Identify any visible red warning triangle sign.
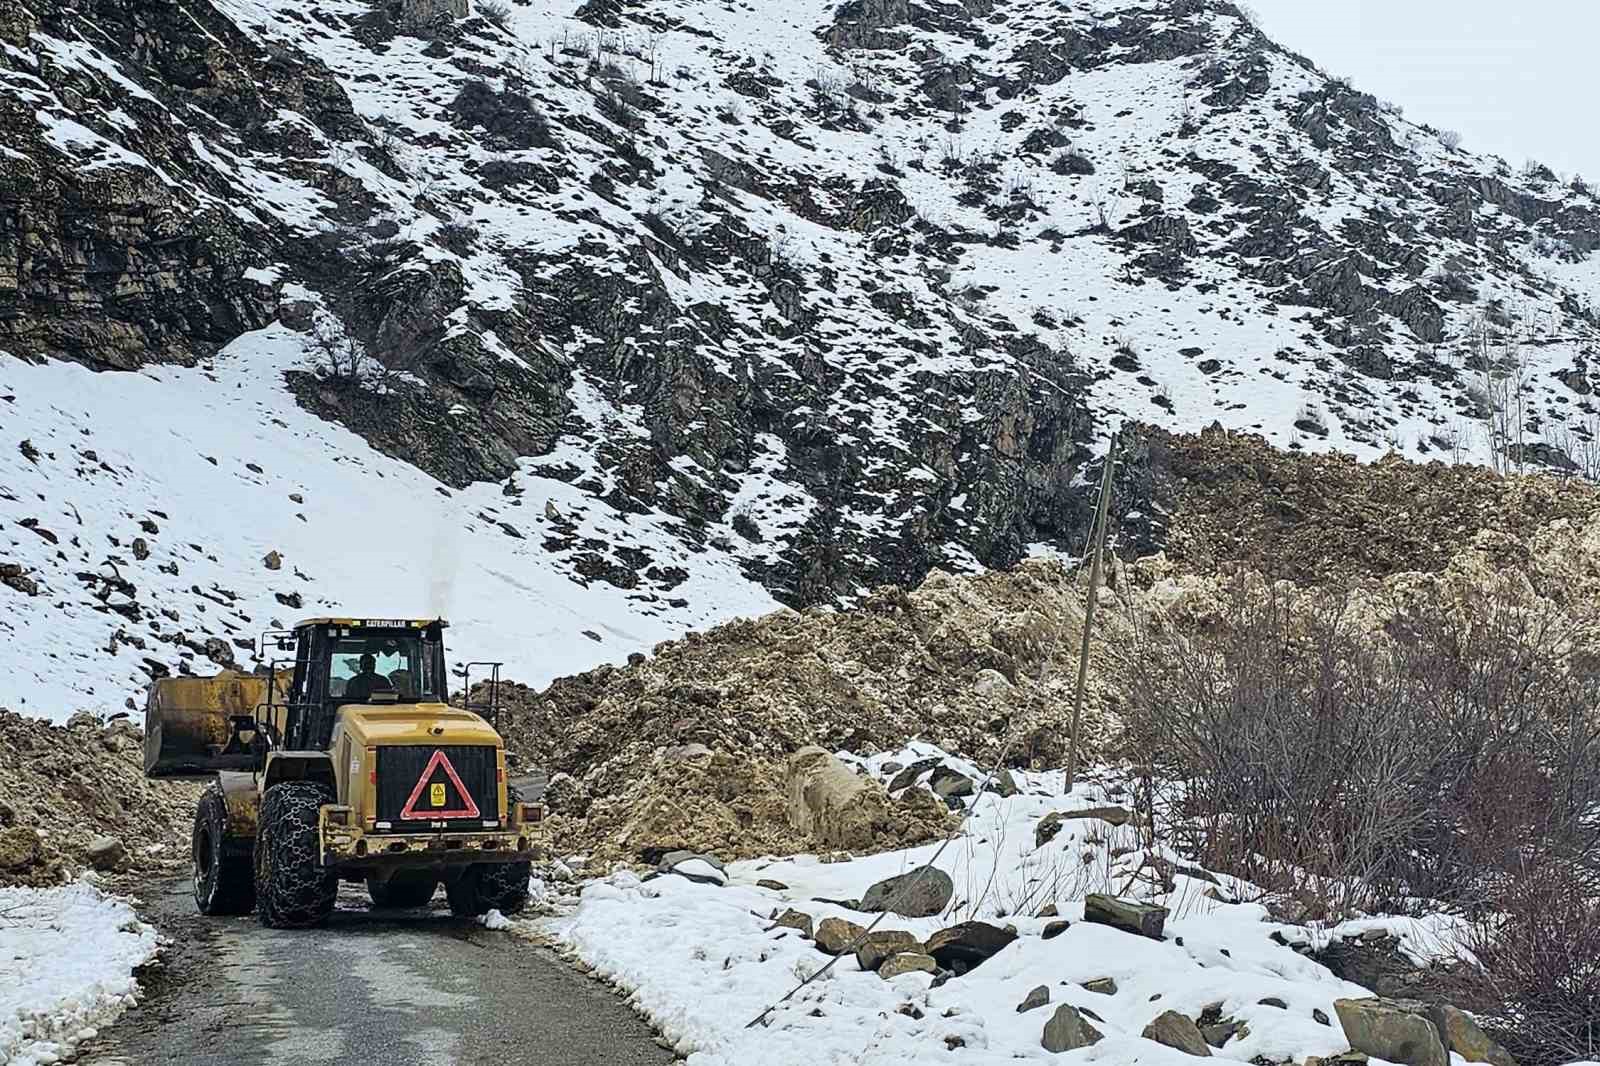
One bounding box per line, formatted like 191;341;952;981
399;749;481;820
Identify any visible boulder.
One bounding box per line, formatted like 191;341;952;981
263;550;283;570
86;835;126;871
1425;1005;1516;1066
855;929;922;971
1041;1005;1103;1052
924;921;1017;973
1016;984;1051;1012
860;865;953;918
658;851;726;886
1084;894;1168;939
1042;919;1071;940
1081;977;1118;996
928;765;975;801
878;952;937;979
814;917;866;956
786;746;894;850
886;757;940;793
1035;806;1133;846
1142;1011;1212;1056
771;909;813;937
1334;998;1448;1066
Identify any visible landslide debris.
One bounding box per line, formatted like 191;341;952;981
0;709;199;887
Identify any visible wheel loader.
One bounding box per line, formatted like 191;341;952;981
143;617;544;928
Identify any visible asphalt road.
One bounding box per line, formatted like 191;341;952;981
83;878;675;1066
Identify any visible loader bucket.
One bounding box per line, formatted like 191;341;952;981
143;671;275;779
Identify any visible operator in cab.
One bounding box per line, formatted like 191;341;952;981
343;652;395;702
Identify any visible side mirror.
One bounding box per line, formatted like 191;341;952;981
504;751;521;767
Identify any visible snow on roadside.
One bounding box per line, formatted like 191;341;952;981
542;748;1383;1065
0;882;158;1066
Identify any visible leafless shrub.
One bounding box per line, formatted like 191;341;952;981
1115;577;1600;920
308;320;371;384
477;0;512;29
1454;861;1600;1066
435;220;479;257
1441;129;1464;152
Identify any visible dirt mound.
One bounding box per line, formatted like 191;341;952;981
499;560;1132;862
1136;425;1600;587
0;709;199;887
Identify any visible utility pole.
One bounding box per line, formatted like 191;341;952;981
1066;431;1117;792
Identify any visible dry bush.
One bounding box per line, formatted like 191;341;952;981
1114;576;1600;918
1455;860;1600;1065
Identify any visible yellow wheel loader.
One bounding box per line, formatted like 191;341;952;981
144;617;544;928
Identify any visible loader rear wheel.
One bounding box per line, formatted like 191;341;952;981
254;781;337;929
366;872;438;908
192;785;255;916
446;860;531;918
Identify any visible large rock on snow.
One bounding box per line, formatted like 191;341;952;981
924;921;1017;973
814;916;866;955
1084;893;1168;939
854;929;922;971
878;952;937;979
1334;997;1448;1066
1425;1004;1517;1066
859;865;953;918
785;746;915;851
1142;1010;1212;1056
1035;806;1133;847
1041;1004;1103;1052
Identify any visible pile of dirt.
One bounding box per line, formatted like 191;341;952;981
499;560;1134;863
0;709;200;887
1136;424;1600;587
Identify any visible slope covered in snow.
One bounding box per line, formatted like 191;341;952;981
3;0;1598;714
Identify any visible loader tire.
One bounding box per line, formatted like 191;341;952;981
192;784;255;916
254;781;337;929
446;860;531;918
366;872;438;908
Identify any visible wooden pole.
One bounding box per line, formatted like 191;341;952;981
1066;432;1117;793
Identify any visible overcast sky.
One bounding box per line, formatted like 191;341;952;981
1245;0;1599;182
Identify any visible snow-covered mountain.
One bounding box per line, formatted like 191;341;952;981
2;0;1597;718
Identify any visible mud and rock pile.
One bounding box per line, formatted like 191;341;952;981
0;709;199;887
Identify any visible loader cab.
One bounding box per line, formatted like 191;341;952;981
270;618;450;751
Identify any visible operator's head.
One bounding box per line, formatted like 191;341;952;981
360;653;376;674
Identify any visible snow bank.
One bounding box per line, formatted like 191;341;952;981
0;882;158;1065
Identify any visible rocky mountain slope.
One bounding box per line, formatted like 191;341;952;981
3;0;1598;715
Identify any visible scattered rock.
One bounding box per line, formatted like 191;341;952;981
924;921;1018;973
814;917;866;955
1042;920;1071;940
658;851;726;886
1258;997;1288;1009
1334;997;1448;1066
1081;977;1117;995
86;835;126;871
1035;806;1133;846
1425;1004;1517;1066
927;765;975;801
131;538;150;561
885;757;940;793
263;551;283;570
1083;893;1168;939
878;952;937;979
859;865;953;918
1142;1010;1212;1056
771;909;813;938
1041;1004;1103;1052
1016;985;1051;1012
756;878;789;891
855;929;922;972
1200;1019;1247;1047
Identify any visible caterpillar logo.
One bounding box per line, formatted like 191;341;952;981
400;749;480;820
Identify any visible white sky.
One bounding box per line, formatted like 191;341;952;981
1247;0;1599;182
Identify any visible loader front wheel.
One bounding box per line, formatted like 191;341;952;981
192;785;255;916
446;861;531;918
367;872;438;908
254;782;337;929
